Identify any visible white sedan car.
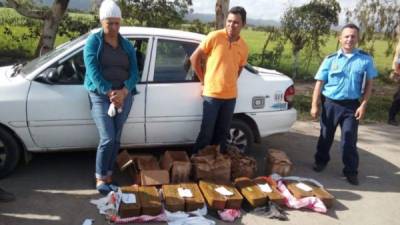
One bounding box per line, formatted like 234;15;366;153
0;27;296;177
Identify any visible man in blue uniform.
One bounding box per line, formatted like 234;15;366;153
310;23;378;185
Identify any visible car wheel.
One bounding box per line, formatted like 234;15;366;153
0;127;21;178
227;119;254;154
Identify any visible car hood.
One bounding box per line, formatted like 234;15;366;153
0;65;13;84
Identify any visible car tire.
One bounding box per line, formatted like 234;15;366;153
0;127;21;178
228;119;255;154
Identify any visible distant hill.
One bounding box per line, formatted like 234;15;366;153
0;1;280;27
185;13;280;27
0;0;92;11
41;0;91;11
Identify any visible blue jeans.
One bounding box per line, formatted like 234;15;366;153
315;97;359;176
192;96;236;153
89;92;133;179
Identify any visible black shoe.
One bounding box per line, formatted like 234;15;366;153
312;163;326;172
388;119;399;126
0;188;16;202
345;175;359;185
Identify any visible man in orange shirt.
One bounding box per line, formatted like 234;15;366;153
190;6;249;153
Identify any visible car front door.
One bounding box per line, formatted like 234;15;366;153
27;38;149;149
145;38;202;144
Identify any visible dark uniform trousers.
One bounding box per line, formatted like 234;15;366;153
315;96;360;176
389;86;400;121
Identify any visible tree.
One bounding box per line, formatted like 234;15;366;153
346;0;400;56
119;0;192;28
281;0;340;79
215;0;229;29
6;0;70;56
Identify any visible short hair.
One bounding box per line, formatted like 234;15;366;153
341;23;360;33
229;6;246;24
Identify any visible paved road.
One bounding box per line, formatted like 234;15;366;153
0;121;399;225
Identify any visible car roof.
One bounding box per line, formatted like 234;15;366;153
90;26;205;41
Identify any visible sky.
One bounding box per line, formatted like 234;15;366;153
191;0;358;22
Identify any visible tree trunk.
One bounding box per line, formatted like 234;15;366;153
35;0;69;56
261;29;274;65
215;0;229;29
7;0;70;56
292;50;299;80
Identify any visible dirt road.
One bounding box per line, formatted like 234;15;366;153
0;121;399;225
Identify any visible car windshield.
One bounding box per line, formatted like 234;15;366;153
20;33;90;76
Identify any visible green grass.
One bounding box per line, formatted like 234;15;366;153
294;81;395;124
241;28;393;80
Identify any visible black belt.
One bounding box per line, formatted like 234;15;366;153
324;96;359;105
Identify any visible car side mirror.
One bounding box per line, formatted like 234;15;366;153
40;68;60;84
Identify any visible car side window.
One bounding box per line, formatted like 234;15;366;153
153;39;198;83
35;51;85;85
129;38;148;80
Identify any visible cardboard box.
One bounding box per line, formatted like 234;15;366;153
234;177;267;208
286;182;334;208
199;180;243;210
161;151;191;183
180;183;205;212
162;184;185;212
138;186;162;216
136;157;160;170
119;186;141;218
116;150;134;171
117;151;168;185
140;170;170;186
226;145;257;179
265;149;292;176
191;146;231;182
253;176;285;205
120;154;169;186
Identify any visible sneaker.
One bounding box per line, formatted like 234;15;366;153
388;119;399;126
312;163;326;172
0;187;16;202
345;175;359;185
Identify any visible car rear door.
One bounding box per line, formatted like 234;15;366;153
145;37;202;144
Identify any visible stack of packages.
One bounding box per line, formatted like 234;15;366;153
116;150;208;221
234;176;285;208
160;150;191;183
116;150;169;186
198;180;243;210
115;150;167;220
118;185;162;218
264;148;334;210
162;183;205;212
225;145;257;179
160;150;206;213
191;145;231;182
111;146;335;222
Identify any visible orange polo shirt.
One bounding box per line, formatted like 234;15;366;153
199;29;249;99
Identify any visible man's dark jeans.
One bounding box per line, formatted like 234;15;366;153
192;96;236;153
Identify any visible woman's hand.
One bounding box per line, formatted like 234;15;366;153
109;88;128;108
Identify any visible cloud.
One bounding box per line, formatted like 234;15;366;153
192;0;357;22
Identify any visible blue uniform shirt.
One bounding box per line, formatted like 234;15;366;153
315;48;378;100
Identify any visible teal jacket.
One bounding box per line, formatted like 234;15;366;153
83;29;138;95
